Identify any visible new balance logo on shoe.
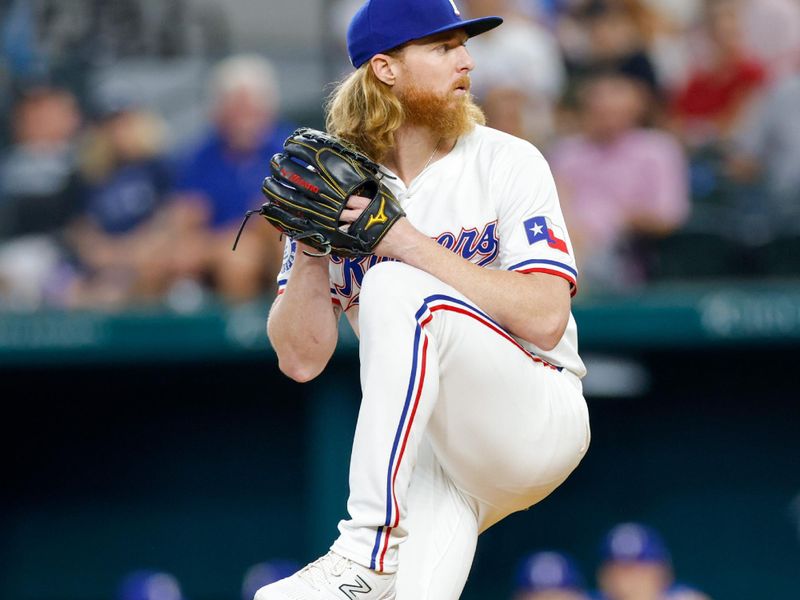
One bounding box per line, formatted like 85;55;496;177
339;575;372;599
252;551;395;599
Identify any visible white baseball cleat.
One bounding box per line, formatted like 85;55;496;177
253;551;396;600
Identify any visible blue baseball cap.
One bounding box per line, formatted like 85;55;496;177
515;551;586;592
347;0;503;68
116;570;185;600
600;523;671;564
666;583;710;599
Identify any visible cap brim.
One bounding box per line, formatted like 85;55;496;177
353;15;504;68
425;15;503;41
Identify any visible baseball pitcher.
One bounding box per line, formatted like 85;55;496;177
251;0;591;598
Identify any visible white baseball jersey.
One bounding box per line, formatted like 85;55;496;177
270;125;591;599
277;125;585;378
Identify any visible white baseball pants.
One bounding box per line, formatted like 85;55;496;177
331;262;590;599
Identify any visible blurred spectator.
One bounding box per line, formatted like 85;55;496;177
64;94;174;308
330;0;364;76
1;0;44;83
739;0;800;81
596;523;711;600
0;84;82;308
513;551;591;600
518;0;564;27
170;54;294;303
638;0;702;29
549;72;689;291
241;559;300;600
597;523;671;600
729;69;800;234
623;0;697;92
464;0;567;144
116;570;185;600
464;0;566;100
0;85;82;238
558;0;661;99
670;0;767;149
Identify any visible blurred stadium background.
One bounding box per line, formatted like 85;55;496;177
1;0;799;599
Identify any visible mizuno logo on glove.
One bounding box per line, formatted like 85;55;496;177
365;198;388;230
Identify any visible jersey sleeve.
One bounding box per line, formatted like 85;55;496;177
494;144;579;295
275;238;342;308
276;238;296;296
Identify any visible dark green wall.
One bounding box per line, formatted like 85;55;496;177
3;349;799;600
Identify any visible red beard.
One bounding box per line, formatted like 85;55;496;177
397;75;478;139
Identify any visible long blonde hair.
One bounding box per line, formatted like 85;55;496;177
325;63;404;162
325;61;485;162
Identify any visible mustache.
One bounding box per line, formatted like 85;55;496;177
455;75;471;91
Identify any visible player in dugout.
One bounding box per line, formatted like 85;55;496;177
513;551;592;600
596;523;712;600
256;0;591;598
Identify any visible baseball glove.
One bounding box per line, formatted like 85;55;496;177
232;127;405;258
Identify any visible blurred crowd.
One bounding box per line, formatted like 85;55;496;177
459;0;800;291
114;559;300;600
0;54;291;310
511;523;711;600
2;0;800;311
115;522;708;600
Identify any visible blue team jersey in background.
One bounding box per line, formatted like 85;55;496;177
85;158;171;235
173;120;296;230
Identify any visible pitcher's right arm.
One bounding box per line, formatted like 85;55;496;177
267;248;339;382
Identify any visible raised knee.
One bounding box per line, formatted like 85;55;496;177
361;260;413;288
359;260;421;307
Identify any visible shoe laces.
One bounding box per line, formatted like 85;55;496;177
298;552;350;590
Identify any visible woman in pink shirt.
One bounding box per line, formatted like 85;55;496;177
550;72;689;291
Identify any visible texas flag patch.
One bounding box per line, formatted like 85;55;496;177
523;216;569;254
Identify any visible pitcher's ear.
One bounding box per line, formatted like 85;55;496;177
370;54;399;86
